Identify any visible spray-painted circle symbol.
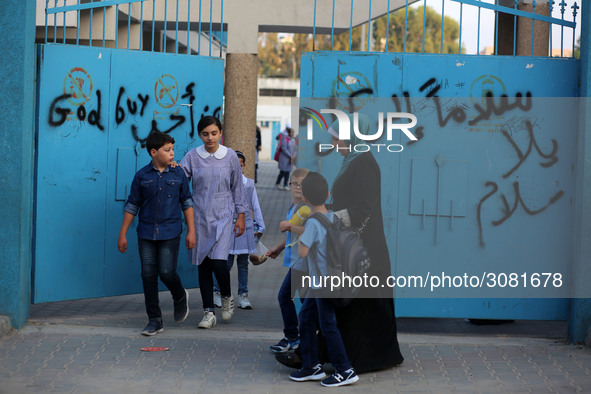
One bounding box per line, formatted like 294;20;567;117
155;74;179;109
63;67;93;107
470;74;507;105
330;71;373;111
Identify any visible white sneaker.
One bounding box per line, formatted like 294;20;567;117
198;311;216;329
282;186;290;191
213;291;222;308
221;295;235;321
274;184;282;190
237;293;252;309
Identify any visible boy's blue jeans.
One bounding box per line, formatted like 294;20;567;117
278;269;299;340
138;236;185;322
214;254;249;295
299;293;352;372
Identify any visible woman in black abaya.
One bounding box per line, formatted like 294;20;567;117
327;114;404;373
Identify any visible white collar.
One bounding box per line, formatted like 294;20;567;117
242;174;248;184
196;144;228;159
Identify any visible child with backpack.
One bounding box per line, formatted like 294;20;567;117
289;172;359;388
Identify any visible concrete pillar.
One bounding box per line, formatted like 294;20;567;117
569;1;591;344
223;53;258;179
497;1;552;57
516;2;550;57
496;0;516;55
0;0;36;329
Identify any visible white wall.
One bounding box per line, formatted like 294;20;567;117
257;78;299;160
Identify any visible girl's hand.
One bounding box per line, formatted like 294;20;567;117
170;161;179;168
234;213;245;237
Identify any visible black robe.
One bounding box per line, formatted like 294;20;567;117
329;152;404;373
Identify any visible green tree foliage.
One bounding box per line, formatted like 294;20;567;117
257;33;314;78
574;36;580;59
373;6;464;53
315;26;364;51
258;5;464;77
257;33;285;77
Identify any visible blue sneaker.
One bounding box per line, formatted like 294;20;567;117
269;337;300;353
289;364;326;382
321;368;359;387
141;320;164;336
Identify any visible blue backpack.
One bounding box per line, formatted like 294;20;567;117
309;212;371;307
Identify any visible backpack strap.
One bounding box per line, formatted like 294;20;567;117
307;212;331;281
293;201;306;213
309;212;332;229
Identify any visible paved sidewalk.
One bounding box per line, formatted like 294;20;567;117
1;162;590;393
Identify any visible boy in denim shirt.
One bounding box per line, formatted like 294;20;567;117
289;172;358;388
117;131;196;336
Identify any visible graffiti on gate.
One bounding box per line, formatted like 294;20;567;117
49;91;105;131
48;73;221;146
304;76;532;155
476;120;563;247
304;72;564;247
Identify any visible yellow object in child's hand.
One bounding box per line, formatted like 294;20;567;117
288;205;311;227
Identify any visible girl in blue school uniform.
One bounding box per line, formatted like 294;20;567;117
213;150;265;310
179;116;247;329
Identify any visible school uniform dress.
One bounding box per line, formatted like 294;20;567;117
229;174;265;255
179;145;247;266
275;130;292;187
224;174;265;296
277;130;292;173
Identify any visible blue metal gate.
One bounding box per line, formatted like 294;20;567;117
297;0;581;320
34;0;226;303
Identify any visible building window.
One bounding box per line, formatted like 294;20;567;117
259;88;297;97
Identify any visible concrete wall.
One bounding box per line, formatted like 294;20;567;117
0;0;36;329
257;77;300;160
570;3;591;344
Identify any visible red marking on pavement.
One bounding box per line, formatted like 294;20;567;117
140;347;170;352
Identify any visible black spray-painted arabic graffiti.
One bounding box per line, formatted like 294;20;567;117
305;75;558;247
306;77;533;156
477;120;563;247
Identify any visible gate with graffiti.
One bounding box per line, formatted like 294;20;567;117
297;1;581;320
34;1;225;302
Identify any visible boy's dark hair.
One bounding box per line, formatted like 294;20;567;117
146;131;175;154
235;150;246;163
301;172;329;206
198;116;223;134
